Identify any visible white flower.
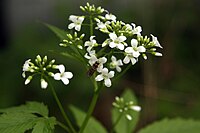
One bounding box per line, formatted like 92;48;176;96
96;57;107;72
54;65;73;85
84;36;97;52
22;59;34;78
151;34;163;48
131;23;142;36
24;76;32;85
95;68;115;87
123;53;137;65
125;38;146;58
105;13;116;22
109;33;127;50
110;56;123;72
95;19;110;33
41;78;48;89
68;15;84;31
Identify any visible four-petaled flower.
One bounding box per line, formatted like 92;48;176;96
95;68;114;87
68;15;84;31
84;36;97;52
54;65;73;85
132;23;142;36
105;13;116;22
110;56;123;72
125;38;146;58
108;33;127;50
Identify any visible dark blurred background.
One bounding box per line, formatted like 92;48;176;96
0;0;200;132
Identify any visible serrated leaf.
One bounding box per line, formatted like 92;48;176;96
43;23;67;40
138;118;200;133
32;117;56;133
0;112;37;133
0;101;49;117
70;105;107;133
111;88;140;133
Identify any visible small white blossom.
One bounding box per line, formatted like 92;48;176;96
41;78;48;89
108;33;127;50
105;13;116;22
95;20;110;33
54;65;73;85
125;38;146;58
84;36;97;52
151;34;163;48
68;15;84;31
22;59;34;78
131;23;142;36
95;68;114;87
96;57;107;72
110;56;123;72
123;53;137;65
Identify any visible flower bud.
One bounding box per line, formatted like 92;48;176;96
41;78;48;89
36;55;42;62
25;76;33;85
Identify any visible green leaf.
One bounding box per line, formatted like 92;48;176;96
138;118;200;133
32;117;56;133
0;101;49;117
0;112;37;133
70;105;107;133
0;102;56;133
111;88;140;133
43;22;67;40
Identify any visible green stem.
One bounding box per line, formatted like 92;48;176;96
89;15;93;36
57;120;70;132
47;78;77;133
110;112;124;133
79;82;99;133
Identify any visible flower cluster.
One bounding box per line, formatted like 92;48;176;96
59;3;163;88
112;96;141;121
22;55;73;89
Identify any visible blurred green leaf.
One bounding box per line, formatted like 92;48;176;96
111;88;140;133
43;23;67;40
70;105;107;133
138;118;200;133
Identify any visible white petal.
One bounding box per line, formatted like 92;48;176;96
69;15;77;22
61;78;69;85
123;56;130;64
95;75;104;81
54;73;61;80
125;47;133;53
116;66;121;72
109;33;117;41
108;71;115;78
68;23;75;29
104;78;111;87
109;42;117;48
78;16;84;23
75;25;81;31
117;43;124;50
58;65;65;73
25;78;31;85
111;56;116;62
138;46;146;52
117;60;123;66
131;39;138;47
63;72;73;79
151;34;163;48
130;58;137;65
99;57;107;64
22;72;26;78
132;51;140;58
101;68;108;75
118;36;126;42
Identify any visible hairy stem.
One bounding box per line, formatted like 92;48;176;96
79;81;99;133
47;77;77;133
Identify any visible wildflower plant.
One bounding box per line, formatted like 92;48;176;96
0;3;169;133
